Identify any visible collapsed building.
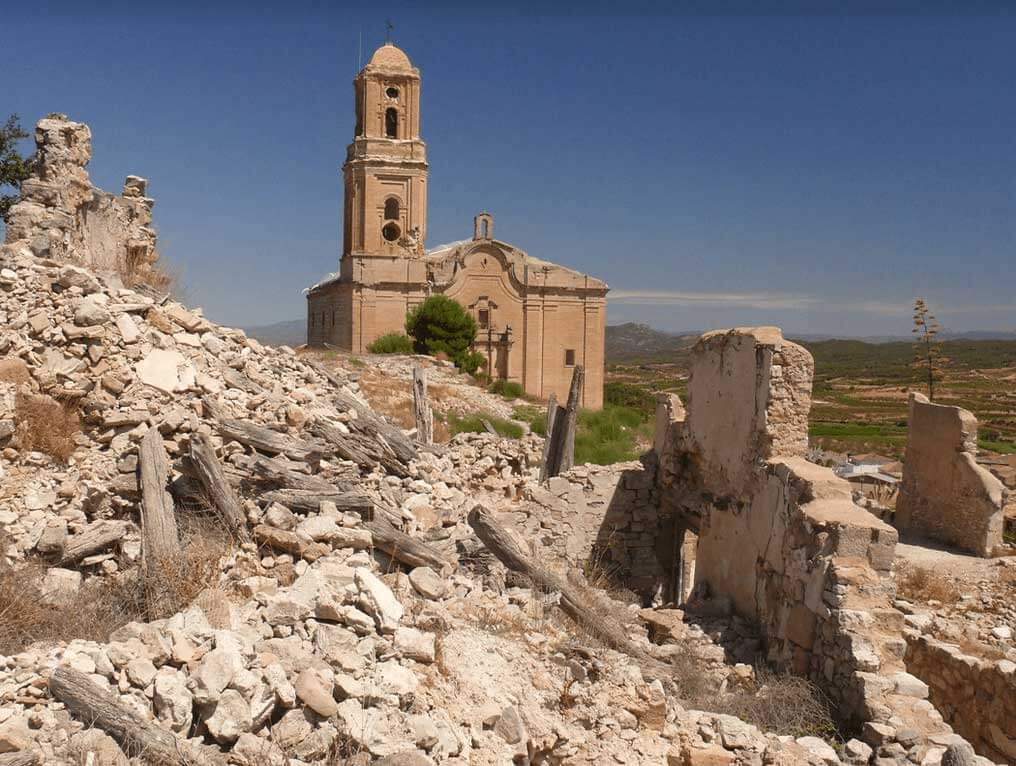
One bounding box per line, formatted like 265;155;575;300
518;327;1012;763
1;114;1012;766
4;115;160;285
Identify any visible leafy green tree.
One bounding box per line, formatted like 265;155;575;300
912;298;947;400
0;115;33;222
405;295;484;374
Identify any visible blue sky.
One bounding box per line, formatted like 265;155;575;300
4;1;1014;336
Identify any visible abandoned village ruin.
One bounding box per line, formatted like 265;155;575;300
305;43;609;409
0;57;1014;766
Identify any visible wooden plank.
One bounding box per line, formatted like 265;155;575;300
249;455;337;491
538;393;559;484
412;366;433;445
363;517;452;572
137;427;180;568
203;397;324;462
467;506;671;684
559;364;584;473
57;520;130;567
189;433;250;541
49;667;227;765
259;488;373;516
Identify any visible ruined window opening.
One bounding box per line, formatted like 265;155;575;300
386;86;399;99
382;222;401;242
331;310;335;327
482;219;490;238
385;108;398;138
384;198;400;221
565;349;576;366
478;309;489;329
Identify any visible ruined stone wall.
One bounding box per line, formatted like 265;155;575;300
658;328;910;728
905;633;1016;763
896;392;1005;556
681;327;812;498
508;459;674;600
4;116;159;281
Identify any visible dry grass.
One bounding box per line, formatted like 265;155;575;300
708;668;839;740
0;516;230;655
14;392;80;461
119;250;179;295
897;565;961;604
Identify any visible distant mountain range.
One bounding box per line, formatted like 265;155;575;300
243;319;305;348
241;318;1016;361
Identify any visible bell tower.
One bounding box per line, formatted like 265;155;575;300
342;42;428;266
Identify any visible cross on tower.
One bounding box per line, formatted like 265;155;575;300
386;19;393;43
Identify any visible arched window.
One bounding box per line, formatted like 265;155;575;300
384;197;400;221
385;108;398;138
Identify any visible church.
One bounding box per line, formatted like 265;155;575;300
306;42;608;409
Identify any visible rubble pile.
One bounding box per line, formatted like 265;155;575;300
0;115;1006;766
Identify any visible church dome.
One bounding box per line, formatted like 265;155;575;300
369;43;413;70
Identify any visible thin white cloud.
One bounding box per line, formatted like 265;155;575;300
609;289;820;310
610;290;1014;318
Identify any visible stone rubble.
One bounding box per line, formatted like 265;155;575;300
0;116;1008;766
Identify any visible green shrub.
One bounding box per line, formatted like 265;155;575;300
447;413;524;439
514;400;650;465
512;404;547;436
603;381;656;419
574;405;648;465
405;296;480;372
367;332;414;354
489;380;525;399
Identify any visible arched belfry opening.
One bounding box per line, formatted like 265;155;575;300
384;197;400;221
385;108;398;138
473;212;493;241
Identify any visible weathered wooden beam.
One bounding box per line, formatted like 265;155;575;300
412;367;433;445
259;488;373;516
364;517;451;572
332;390;417;464
467;505;671;684
537;392;559;484
249;455;337;492
189;433;250;541
310;420;410;477
57;520;131;567
49;667;227;765
541;366;583;481
137;427;180;568
559;364;584;473
203;398;324;462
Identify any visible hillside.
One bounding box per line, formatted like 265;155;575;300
242;318;305;348
604;322;697;363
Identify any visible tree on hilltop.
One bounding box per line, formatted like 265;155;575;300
0;115;33;222
405;295;485;374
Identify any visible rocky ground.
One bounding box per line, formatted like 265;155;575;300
0;246;864;765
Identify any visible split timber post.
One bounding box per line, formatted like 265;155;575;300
412;366;433;445
539;365;584;482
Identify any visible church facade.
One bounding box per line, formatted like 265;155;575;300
306;43;608;409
